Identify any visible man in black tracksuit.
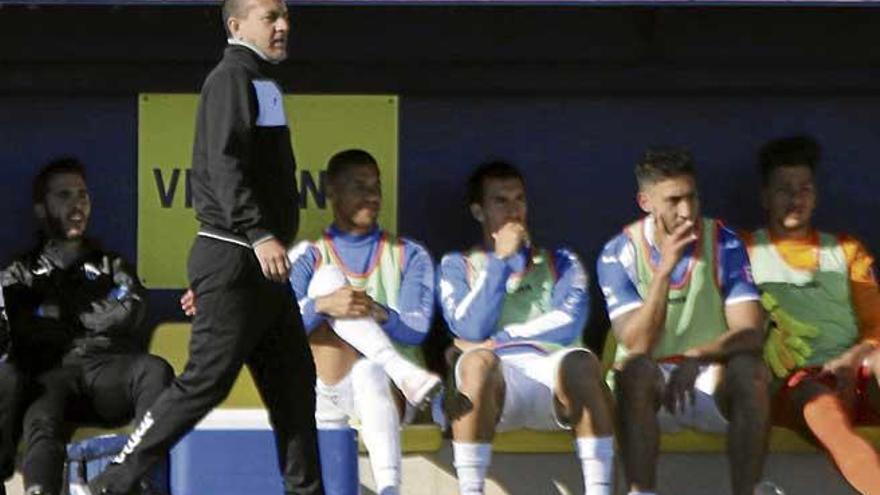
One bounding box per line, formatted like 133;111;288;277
0;287;21;495
86;0;323;493
0;157;173;495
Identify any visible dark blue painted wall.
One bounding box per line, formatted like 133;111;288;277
3;5;880;351
0;97;138;262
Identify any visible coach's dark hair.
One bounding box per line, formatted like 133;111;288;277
634;147;696;189
467;160;525;206
758;135;820;185
222;0;245;35
326;149;379;184
32;156;86;205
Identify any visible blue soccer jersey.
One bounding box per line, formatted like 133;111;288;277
288;225;435;346
597;216;759;321
438;246;589;347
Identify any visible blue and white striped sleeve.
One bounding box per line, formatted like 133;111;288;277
287;241;324;334
717;226;760;306
380;240;434;346
438;252;510;342
493;248;588;347
596;233;644;321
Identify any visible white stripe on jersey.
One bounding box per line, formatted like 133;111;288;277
503;310;574;339
453;268;489;322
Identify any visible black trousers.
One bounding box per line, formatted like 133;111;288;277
94;237;323;495
20;352;173;495
0;360;26;489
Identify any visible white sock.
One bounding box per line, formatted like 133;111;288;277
314;377;351;429
575;436;614;495
453;442;492;495
308;265;422;388
351;359;401;493
628;492;657;495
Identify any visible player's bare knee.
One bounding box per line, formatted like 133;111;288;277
558;351;603;400
615;354;661;409
457;350;502;397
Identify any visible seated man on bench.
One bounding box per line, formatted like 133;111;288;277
0;286;24;495
0;157;173;495
438;160;615;495
743;136;880;494
287;149;441;495
597;147;770;495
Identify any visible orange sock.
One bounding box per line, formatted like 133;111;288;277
803;393;880;495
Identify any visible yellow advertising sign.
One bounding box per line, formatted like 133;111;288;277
138;94;398;289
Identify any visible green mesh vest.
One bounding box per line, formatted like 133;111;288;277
315;232;425;366
464;248;579;352
749;229;858;367
614;217;728;363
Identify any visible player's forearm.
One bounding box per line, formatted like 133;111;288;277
616;272;671;354
684;327;764;363
447;280;506;341
383;249;434;345
496;313;582;347
835;341;879;367
379;306;430;346
297;297;325;335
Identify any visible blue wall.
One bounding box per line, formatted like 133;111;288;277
0;97;138;262
2;93;879;349
3;5;880;350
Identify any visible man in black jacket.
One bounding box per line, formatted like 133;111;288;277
0;157;173;495
86;0;323;493
0;286;23;495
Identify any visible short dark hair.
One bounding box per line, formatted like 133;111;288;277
634;147;696;189
32;156;86;205
466;160;525;206
758;135;820;184
326;149;379;184
222;0;246;35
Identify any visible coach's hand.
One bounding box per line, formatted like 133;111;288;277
315;287;374;319
254;238;290;283
180;289;197;316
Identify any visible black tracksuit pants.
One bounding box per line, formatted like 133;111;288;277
21;352;173;495
0;360;26;495
94;237;323;495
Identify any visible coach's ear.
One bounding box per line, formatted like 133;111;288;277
469;202;485;224
227;16;241;40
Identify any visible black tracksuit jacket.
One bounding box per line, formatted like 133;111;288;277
190;44;299;247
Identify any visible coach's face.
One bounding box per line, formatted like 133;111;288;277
330;163;382;233
36;173;91;240
228;0;290;62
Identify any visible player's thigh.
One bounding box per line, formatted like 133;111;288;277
496;352;562;431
